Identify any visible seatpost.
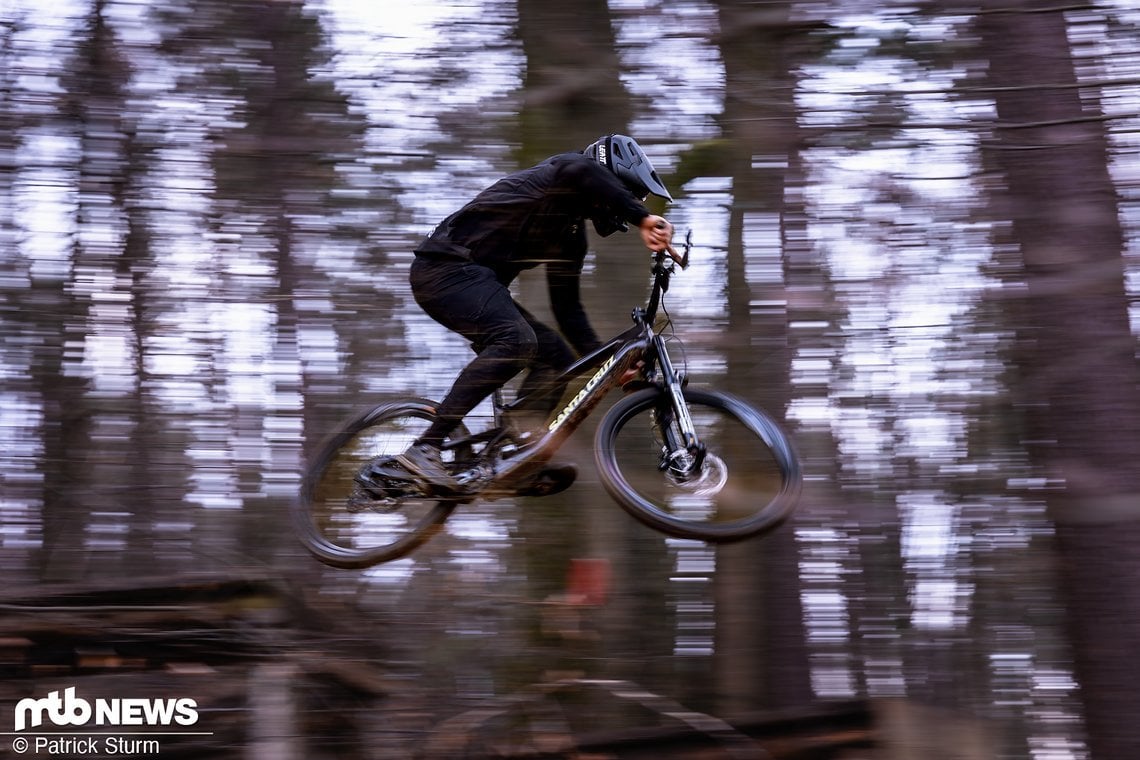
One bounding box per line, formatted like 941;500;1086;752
491;387;507;426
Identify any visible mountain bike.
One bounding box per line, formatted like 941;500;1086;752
293;231;802;569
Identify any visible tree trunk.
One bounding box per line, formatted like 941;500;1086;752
977;3;1140;756
712;0;812;713
515;0;631;161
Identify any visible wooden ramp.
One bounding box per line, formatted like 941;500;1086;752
422;682;997;760
420;678;873;760
0;575;997;759
0;573;390;759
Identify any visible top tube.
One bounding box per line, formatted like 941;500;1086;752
500;329;639;416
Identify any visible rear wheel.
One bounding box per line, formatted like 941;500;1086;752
293;399;469;569
594;388;801;542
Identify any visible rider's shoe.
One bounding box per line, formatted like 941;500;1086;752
394;443;459;493
516;461;578;498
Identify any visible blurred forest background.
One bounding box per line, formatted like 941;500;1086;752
1;0;1138;757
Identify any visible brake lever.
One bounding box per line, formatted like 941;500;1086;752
678;229;693;269
653;222;690;268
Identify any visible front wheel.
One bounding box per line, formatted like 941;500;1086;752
292;399;467;569
595;388;801;543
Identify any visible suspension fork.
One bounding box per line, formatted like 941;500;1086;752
651;334;704;471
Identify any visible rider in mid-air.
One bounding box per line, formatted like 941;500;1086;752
395;134;677;492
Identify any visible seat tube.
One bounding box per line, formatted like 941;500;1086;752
491;387;506;427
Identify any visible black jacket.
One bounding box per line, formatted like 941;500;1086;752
414;152;651;354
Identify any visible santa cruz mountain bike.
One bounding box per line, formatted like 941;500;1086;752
293;231;802;569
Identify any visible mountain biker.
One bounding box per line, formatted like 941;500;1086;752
395;134;677;492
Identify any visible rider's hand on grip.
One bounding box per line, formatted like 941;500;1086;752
640;215;680;263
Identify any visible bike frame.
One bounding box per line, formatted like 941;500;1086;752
444;236;700;490
293;224;804;569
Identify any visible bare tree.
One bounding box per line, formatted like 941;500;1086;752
512;0;679;696
709;0;813;713
156;0;369;565
35;0;135;580
515;0;632;160
977;2;1140;756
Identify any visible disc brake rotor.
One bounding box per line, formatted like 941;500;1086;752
666;452;728;497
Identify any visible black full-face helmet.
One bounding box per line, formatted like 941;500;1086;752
583;134;672;202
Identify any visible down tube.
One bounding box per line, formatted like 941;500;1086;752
542;339;648;444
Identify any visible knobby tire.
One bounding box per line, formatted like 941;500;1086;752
292;398;460;569
594;387;801;542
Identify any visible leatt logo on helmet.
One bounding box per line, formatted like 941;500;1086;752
597;141;607;167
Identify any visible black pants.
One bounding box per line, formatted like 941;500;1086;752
409;255;575;446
